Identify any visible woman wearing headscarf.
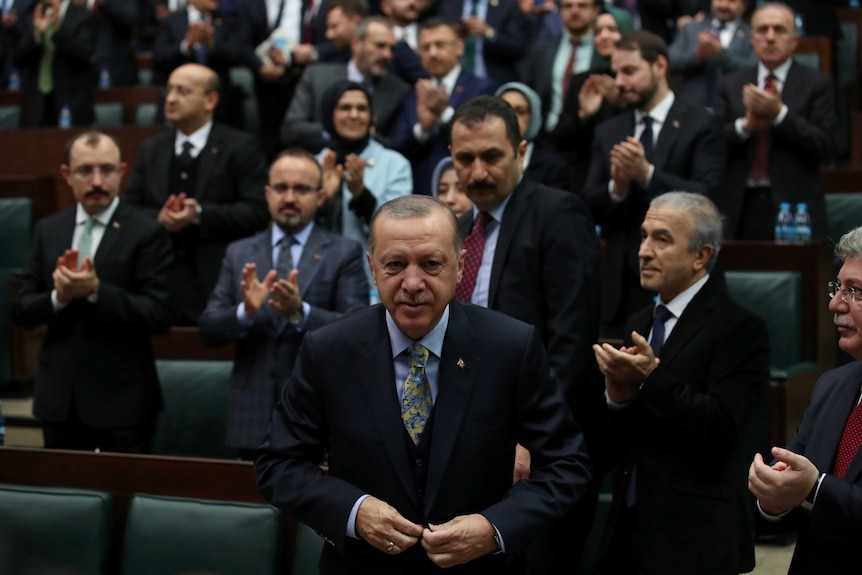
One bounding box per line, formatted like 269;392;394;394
495;82;570;191
315;79;412;256
430;157;472;217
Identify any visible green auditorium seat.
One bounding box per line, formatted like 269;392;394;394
151;359;234;459
0;484;112;575
293;522;325;575
121;493;282;575
94;103;123;127
826;193;862;247
0;106;19;130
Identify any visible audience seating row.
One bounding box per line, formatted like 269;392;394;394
0;87;163;128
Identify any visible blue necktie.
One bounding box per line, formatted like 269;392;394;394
401;343;431;445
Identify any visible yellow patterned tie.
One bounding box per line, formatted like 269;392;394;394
401;343;431;445
38;21;55;94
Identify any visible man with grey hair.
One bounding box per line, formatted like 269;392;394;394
749;225;862;573
593;191;769;574
256;194;591;573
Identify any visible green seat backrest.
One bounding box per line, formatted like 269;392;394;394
121;494;282;575
293;523;324;575
0;106;20;130
0;198;32;268
826;193;862;246
135;103;157;126
151;359;234;459
0;483;112;575
94;103;123;127
725;271;803;371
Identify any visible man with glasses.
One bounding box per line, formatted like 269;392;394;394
125;63;269;325
12;131;174;453
749;225;862;573
199;149;368;460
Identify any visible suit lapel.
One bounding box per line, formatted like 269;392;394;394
652;100;684;170
424;303;481;513
357;310;418;504
296;225;330;299
488;181;530;306
195;125;221;200
93;203;127;268
156;134;173;203
656;276;717;364
807;370;862;477
450;72;471;109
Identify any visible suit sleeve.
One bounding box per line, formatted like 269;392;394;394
483;5;527;62
302;240;369;332
771;73;835;162
198;242;249;346
123;143;161;219
11;220;55;327
153;16;188;73
668;26;702;74
282;69;326;151
52;8;97;67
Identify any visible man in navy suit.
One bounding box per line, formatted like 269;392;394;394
12;131;175;453
594;192;769;574
199;149;368;459
749;225;862;574
391;18;496;195
255;194;592;574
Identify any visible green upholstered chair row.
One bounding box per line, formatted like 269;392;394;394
293;522;325;575
122;494;283;575
0;483;112;575
826;193;862;248
151;359;234;459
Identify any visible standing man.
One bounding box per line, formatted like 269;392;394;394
583;31;725;338
125;63;269;325
12;131;174;453
199;149;369;460
255;194;592;573
749;225;862;573
716;1;835;241
669;0;755;108
450;95;601;573
593;191;769;574
391;18;496;196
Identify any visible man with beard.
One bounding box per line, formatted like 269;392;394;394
12;132;174;453
283;16;411;152
199;149;368;459
749;225;862;574
582;30;725;338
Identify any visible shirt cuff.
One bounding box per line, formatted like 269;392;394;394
490;523;505;554
294;301;311;330
604;389;631;411
608;180;627;202
346;494;371;539
51;289;69;312
644;164;655;188
756;499;793;521
735;117;752;139
236;302;255;327
773;104;789;126
439;106;455;125
412;122;431;143
801;472;826;510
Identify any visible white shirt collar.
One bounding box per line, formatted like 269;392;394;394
636;91;675;126
347;59;366;83
187;4;206;22
758;58;793;87
386;304;449;359
271;221;314;249
174;121;213;156
437;64;462;94
76;196;120;226
659;273;709;319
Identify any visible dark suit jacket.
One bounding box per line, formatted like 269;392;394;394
769;361;862;574
391;69;496;195
523;143;570;191
598;275;769;574
388;40;429;86
457;181;602;440
14;3;96;126
11;201;174;429
436;0;526;85
582;96;725;325
716;60;835;240
631;0;690;43
255;301;592;573
198;225;369;450
283;63;411;152
93;0;139;86
124;123;269;321
668;18;756;108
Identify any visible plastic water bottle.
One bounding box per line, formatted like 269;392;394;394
851;0;860;9
98;67;111;88
794;203;812;243
7;68;20;91
58;105;72;128
774;202;793;243
795;13;805;36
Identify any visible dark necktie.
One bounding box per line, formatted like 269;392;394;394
562;37;579;103
639;115;654;162
626;304;673;508
178;141;194;170
749;73;777;183
833;397;862;478
276;235;295;280
401;343;432;445
301;0;314;44
453;211;489;302
271;0;285;31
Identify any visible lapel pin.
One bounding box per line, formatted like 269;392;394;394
490;0;498;6
112;221;120;229
314;253;321;260
367;158;376;167
457;358;465;369
672;120;679;129
211;147;219;155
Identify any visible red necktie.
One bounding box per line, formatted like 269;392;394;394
833;400;862;478
454;212;489;302
301;0;314;44
749;73;776;183
562;38;578;103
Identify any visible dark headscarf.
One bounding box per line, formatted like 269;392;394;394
321;79;373;164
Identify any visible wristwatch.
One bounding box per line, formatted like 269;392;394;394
800;473;823;510
288;308;304;326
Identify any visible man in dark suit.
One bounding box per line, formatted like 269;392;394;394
255;194;592;573
391;18;496;195
450;95;601;573
716;2;835;241
12;131;175;453
593;191;769;574
199;149;369;459
519;0;606;135
669;0;755;108
93;0;139;86
749;225;862;574
125;64;269;325
14;0;96;126
380;0;427;85
436;0;526;85
583;30;725;338
283;16;410;152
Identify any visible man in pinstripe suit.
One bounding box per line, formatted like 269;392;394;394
199;148;369;459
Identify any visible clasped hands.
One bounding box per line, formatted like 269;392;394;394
416;79;450;132
355;496;499;568
321;149;365;199
748;447;820;516
742;83;782;132
158;193;200;233
53;249;99;303
694;31;722;61
610;138;651;195
240;262;301;319
593;331;660;403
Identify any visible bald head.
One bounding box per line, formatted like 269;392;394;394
164;64;221;135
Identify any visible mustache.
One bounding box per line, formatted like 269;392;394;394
466;180;495;192
834;314;857;329
395;293;431;305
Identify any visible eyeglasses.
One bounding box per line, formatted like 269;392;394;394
828;281;862;303
71;164;121;179
268;183;317;195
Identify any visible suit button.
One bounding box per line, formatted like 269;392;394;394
417;489;424;499
415;458;424;468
